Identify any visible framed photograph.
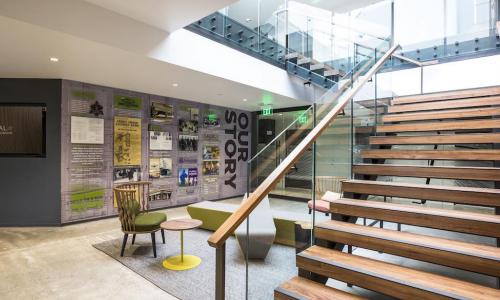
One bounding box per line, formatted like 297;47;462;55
151;102;173;123
202;160;219;176
149;130;172;151
202;145;220;160
178;134;198;151
149;157;173;179
178;167;198;187
113;167;141;183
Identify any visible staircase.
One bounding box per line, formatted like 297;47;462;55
276;86;500;299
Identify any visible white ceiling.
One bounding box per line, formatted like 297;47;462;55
294;0;386;13
0;16;308;111
85;0;236;32
0;0;312;111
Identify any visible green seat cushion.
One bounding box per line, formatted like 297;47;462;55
134;212;167;232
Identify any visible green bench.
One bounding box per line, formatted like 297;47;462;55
187;201;311;246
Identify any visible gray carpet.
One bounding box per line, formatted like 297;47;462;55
93;229;297;300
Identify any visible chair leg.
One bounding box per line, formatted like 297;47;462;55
161;229;165;244
151;232;157;258
131;234;136;245
120;234;129;257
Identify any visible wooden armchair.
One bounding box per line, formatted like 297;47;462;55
114;183;167;258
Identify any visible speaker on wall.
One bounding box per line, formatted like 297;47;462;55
258;119;275;144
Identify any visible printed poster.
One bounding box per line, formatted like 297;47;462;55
149;157;173;179
151;102;174;123
149;130;172;151
71;116;104;144
114;116;141;166
178;167;198;187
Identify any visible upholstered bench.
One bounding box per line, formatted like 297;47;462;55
187;200;310;247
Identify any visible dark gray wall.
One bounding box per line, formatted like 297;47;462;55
0;79;62;226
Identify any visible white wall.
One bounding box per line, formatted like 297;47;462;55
355;54;500;100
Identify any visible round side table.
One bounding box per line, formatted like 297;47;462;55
160;218;203;271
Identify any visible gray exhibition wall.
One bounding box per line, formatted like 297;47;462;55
0;79;62;226
60;80;251;224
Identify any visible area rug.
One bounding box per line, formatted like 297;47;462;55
93;229;297;300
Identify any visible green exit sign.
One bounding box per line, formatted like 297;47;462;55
262;106;273;116
207;113;217;121
298;113;308;124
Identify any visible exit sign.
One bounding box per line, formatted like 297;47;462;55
262;106;273;116
298;113;308;124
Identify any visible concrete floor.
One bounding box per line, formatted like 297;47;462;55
1;194;497;299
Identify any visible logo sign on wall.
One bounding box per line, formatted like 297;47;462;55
224;110;249;189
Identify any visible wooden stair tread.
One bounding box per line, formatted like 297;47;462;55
316;220;500;262
382;107;500;122
298;246;500;300
352;164;500;181
344;179;500;194
331;198;500;223
376;119;500;133
342;179;500;206
361;149;500;161
330;198;500;237
391;86;500;105
388;95;500;113
369;133;500;145
275;276;366;300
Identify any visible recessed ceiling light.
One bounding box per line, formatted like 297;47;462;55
246;18;252;22
172;83;179;87
242;98;248;102
49;57;59;62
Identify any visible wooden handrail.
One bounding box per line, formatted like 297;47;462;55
207;44;401;248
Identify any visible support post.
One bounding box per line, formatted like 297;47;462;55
215;244;226;300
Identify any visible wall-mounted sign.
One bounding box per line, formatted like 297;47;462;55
261;106;273;116
224;110;249;189
113;95;142;110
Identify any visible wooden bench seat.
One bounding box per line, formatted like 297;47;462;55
275;276;366;300
352;164;500;181
315;220;500;277
297;246;500;299
329;198;500;238
341;179;500;207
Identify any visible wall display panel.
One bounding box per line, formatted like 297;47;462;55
149;129;172;151
151;102;174;123
71;116;104;144
178;106;199;133
113;116;142;166
60;80;251;223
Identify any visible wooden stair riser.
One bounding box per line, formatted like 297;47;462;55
382;107;500;122
361;149;500;161
369;133;500;145
388;96;500;113
314;226;500;277
391;86;500;105
341;181;500;207
352;164;500;181
377;119;500;133
330;202;500;238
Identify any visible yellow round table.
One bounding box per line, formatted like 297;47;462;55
160;219;203;271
